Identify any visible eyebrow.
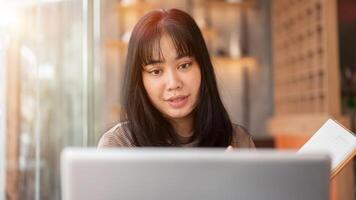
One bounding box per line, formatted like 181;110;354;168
146;55;191;66
146;59;163;66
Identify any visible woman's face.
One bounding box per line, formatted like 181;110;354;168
142;35;201;121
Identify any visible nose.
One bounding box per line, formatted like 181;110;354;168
166;69;182;91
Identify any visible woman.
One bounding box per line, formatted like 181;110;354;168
98;9;255;148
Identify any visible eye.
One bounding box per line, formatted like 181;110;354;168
178;62;191;70
149;69;162;76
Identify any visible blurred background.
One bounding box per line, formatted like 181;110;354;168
0;0;355;199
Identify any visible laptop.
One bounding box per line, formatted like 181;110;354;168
61;148;330;200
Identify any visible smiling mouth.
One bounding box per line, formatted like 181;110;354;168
166;95;189;108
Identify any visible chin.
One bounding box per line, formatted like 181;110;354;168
166;113;189;119
165;109;192;120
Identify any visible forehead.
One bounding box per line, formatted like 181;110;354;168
151;35;177;60
139;30;194;66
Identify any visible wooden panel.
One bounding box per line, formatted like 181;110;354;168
268;114;349;136
324;0;341;116
330;160;355;200
274;134;311;149
271;0;340;115
270;1;354;198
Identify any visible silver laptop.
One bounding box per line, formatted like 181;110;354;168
61;148;330;200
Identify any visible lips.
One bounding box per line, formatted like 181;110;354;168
166;95;189;108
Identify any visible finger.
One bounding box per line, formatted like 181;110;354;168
225;145;233;152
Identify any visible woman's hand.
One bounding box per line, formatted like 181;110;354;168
225;145;233;152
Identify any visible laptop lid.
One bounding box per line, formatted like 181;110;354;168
61;148;330;200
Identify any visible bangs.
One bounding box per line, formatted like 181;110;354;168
137;25;195;67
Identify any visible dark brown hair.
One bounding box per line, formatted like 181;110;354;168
122;9;233;147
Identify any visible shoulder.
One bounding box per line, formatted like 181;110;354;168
230;123;256;149
97;122;135;148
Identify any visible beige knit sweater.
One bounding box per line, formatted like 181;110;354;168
98;122;255;148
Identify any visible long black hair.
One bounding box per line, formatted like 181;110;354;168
121;8;233;147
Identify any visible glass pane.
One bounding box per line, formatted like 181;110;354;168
0;10;7;199
0;0;97;199
34;1;85;199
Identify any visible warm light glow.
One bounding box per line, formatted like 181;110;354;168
0;5;19;30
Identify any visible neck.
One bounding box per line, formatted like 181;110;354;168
168;114;194;139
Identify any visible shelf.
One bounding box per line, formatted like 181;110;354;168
106;40;127;50
201;27;218;40
206;0;255;9
117;2;152;12
212;56;257;69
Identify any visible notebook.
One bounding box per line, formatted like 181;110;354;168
298;118;356;178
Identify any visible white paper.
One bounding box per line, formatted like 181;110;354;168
298;119;356;170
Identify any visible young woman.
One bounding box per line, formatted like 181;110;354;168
98;9;255;148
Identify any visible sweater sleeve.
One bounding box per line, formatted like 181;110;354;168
97;122;135;148
230;124;256;148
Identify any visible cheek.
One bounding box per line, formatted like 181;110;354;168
142;75;162;100
188;68;202;94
